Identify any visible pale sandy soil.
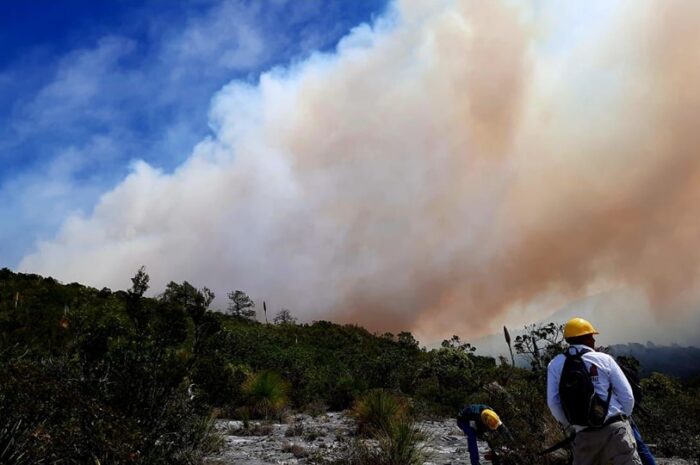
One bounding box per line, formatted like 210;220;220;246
205;412;697;465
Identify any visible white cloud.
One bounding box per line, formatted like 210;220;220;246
14;37;134;134
1;1;288;264
171;1;267;71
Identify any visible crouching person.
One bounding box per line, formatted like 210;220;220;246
457;404;509;465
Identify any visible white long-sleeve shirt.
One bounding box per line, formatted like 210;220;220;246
547;344;635;430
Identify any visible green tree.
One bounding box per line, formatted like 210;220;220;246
441;334;476;353
161;281;214;325
227;290;256;320
514;323;565;371
273;309;296;325
126;266;150;330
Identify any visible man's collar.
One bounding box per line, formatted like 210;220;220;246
568;343;595;353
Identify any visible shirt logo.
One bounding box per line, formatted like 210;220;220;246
589;364;599;381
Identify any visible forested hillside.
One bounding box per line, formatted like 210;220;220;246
609;343;700;378
1;268;698;464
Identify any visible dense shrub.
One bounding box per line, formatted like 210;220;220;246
0;269;220;464
636;372;700;458
413;344;482;415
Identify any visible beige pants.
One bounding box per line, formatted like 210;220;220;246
572;420;642;465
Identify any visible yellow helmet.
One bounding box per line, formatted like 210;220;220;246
480;409;502;431
564;317;599;339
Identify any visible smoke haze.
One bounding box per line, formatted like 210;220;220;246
20;0;700;342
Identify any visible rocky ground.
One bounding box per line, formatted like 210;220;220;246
204;412;697;465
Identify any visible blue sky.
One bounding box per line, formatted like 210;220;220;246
0;0;388;266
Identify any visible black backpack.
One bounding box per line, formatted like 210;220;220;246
558;348;612;427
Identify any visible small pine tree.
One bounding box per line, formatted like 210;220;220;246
227;290;256;319
126;266;150;329
273;309;296;325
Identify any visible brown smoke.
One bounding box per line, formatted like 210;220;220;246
322;0;700;337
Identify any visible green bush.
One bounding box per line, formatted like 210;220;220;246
413;346;480;414
636;372;700;458
241;370;289;419
0;269;222;465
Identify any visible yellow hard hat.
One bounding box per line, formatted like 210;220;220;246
480;409;502;431
564;317;599;339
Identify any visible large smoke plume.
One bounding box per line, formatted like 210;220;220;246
20;0;700;341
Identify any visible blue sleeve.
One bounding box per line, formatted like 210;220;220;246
465;425;480;465
630;420;657;465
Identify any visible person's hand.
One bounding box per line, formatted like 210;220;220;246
498;424;515;442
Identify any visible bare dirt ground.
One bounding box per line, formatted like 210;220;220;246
204;412;697;465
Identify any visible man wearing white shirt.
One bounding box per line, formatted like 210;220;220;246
547;318;642;465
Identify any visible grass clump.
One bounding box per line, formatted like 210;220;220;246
375;417;426;465
344;390;426;465
351;390;409;437
325;418;426;465
242;370;289;420
0;418;31;465
285;418;305;437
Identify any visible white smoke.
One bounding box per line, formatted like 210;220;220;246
20;0;700;342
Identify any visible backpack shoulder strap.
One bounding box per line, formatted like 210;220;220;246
564;346;584;358
565;345;596;357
